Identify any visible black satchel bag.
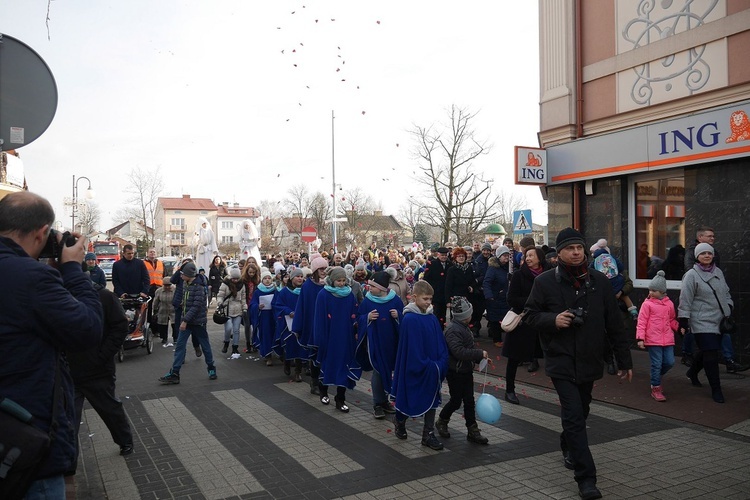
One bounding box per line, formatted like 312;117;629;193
0;358;61;500
213;304;228;325
703;278;736;334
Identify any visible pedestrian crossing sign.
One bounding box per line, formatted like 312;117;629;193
513;210;532;234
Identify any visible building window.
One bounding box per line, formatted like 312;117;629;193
169;233;185;244
174;210;182;214
221;221;234;230
200;211;208;215
629;171;685;287
221;236;234;244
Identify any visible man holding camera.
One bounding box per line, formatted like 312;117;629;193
0;192;103;498
524;227;633;500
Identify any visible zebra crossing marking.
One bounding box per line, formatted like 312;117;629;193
142;397;264;498
83;408;141;499
277;382;524;456
213;388;365;477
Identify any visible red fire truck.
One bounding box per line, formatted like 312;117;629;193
91;240;121;263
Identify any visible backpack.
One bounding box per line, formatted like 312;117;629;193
593;253;618;280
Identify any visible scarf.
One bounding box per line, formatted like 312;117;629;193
324;285;352;297
455;262;470;272
258;283;276;293
558;259;589;289
287;285;301;295
528;265;543;277
366;289;396;303
696;263;715;273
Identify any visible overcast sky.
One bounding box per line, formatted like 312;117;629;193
1;1;545;231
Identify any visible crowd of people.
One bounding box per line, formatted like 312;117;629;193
0;189;744;500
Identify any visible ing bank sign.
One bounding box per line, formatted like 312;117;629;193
544;101;750;185
514;146;547;185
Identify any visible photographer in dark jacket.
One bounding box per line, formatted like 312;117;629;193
525;228;633;500
68;277;134;458
0;192;103;498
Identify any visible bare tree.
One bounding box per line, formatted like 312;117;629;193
125;166;164;247
411;105;492;244
338;187;378;248
284;184;313;235
397;198;424;242
257;198;283;245
309;192;333;247
77;201;101;236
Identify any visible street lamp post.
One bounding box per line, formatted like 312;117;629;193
71;175;94;233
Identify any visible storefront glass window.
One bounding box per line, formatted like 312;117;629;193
633;173;685;282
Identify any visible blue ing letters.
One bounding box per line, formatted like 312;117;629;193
658;122;720;155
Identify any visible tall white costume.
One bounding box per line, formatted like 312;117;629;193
193;217;218;273
238;219;261;264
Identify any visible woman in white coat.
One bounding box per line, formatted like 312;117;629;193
238;219;261;265
193;217;218;273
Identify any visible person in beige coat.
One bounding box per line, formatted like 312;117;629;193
153;282;176;346
217;267;248;358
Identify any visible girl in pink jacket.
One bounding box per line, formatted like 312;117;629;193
636;271;680;402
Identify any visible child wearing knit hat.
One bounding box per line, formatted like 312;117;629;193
590;238;639;320
250;268;278;366
635;270;680;402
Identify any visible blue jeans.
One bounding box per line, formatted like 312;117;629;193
172;323;215;374
223;316;242;345
24;474;65;499
371;370;387;406
647;345;675;386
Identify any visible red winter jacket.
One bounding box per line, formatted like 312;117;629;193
636;296;679;346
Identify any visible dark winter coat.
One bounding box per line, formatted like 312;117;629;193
181;278;208;325
483;256;510;322
209;264;226;294
0;236;103;480
423;257;452;303
67;285;129;383
444;319;484;374
170;269;207;309
112;257;150;297
503;263;544;361
445;263;477;302
89;264;107;288
524;266;633;383
472;253;490;292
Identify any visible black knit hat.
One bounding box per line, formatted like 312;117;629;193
369;271;391;291
555;227;585;253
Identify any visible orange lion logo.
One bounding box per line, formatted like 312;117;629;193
726;110;750;143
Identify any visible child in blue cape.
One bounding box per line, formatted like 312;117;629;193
274;267;305;382
357;271;403;420
291;256;329;394
312;266;359;412
391;280;449;450
251;269;277;366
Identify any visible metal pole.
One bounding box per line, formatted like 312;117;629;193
331;110;337;253
71;174;76;232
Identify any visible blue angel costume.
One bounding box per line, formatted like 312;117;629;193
291;278;325;353
273;285;304;360
392;303;449;417
356;290;404;396
312;287;360;389
250;283;277;357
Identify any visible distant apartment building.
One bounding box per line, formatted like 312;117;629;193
154;194;218;257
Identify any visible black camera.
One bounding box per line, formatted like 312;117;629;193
39;229;77;260
567;307;586;327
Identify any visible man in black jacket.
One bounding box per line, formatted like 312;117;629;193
68;282;134;456
423;246;452;327
525;228;633;500
0;192;103;497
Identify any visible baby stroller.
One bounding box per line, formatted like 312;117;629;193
117;294;153;362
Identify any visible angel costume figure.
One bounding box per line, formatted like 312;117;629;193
238;218;261;264
193;217;218;273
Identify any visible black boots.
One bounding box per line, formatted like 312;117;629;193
435;417;450;438
466;424;489;445
394;420;407;440
221;341;229;354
